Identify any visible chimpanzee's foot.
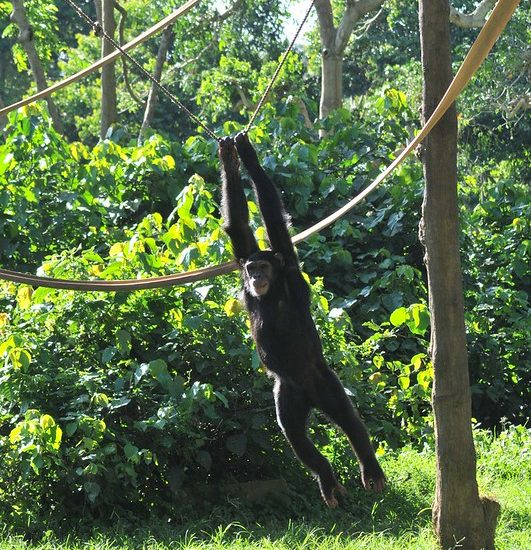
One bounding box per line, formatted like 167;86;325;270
318;471;347;508
322;482;347;508
361;460;386;493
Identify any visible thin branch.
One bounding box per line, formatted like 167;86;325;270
138;26;174;143
450;0;496;28
113;0;144;106
352;7;384;41
336;0;385;53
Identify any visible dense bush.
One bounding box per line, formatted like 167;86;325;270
0;98;527;528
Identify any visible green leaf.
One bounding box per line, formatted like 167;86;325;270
196;450;212;471
149;359;171;384
124;442;139;461
84;482;101;503
226;433;247;457
66;422;78;437
390;307;407;327
407;304;430;335
224;298;241;317
109;397;131;410
116;329;131;357
102;346;118;364
398;375;410;390
134;363;150;384
40;414;55;430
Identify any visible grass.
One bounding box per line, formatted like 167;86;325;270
0;426;529;549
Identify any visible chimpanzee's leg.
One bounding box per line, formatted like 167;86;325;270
274;378;346;507
312;368;386;492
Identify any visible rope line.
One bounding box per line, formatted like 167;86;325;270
244;0;316;133
0;0;202;119
0;0;520;292
63;0;217;140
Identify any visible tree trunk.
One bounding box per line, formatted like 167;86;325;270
313;0;384;125
418;1;500;548
99;0;117;139
10;0;63;133
138;26;174;144
320;52;343;119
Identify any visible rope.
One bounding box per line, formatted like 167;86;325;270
63;0;218;140
0;0;202;120
244;0;316;133
0;0;519;292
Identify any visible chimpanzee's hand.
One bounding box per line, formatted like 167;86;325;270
235;132;260;167
218;136;239;175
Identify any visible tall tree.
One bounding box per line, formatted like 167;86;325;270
313;0;385;120
417;0;500;548
98;0;117;139
10;0;62;132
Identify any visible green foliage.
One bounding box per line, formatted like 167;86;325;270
0;79;527;531
460;159;530;426
3;0;61;71
0;106;214;269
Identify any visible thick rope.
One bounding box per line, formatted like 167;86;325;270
63;0;218;140
0;0;520;291
0;0;202;119
244;0;316;133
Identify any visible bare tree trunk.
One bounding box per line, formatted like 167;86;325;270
450;0;496;28
138;26;175;144
418;1;500;548
10;0;63;133
313;0;384;129
320;53;343;117
99;0;117;139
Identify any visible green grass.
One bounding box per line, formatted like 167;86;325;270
1;426;529;549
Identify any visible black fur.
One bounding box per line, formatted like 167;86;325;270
219;133;386;506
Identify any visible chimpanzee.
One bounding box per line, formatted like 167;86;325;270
219;133;386;507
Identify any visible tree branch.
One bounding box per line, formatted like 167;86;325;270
336;0;385;53
113;0;144;107
450;0;496;28
138;26;175;143
314;0;336;51
10;0;63;132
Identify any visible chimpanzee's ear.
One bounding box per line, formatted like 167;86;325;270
274;252;285;267
238;258;247;268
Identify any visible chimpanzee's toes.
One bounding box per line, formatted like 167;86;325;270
361;465;386;493
322;482;346;508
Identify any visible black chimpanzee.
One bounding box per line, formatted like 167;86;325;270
219;133;386;507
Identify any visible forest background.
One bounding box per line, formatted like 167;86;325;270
0;0;529;544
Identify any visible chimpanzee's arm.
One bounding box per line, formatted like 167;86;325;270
234;132;297;266
219;137;259;261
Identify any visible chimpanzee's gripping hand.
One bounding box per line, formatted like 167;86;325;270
234;132;260;169
218;136;239;177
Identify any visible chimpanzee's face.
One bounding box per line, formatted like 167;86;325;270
242;251;284;297
244;259;274;296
